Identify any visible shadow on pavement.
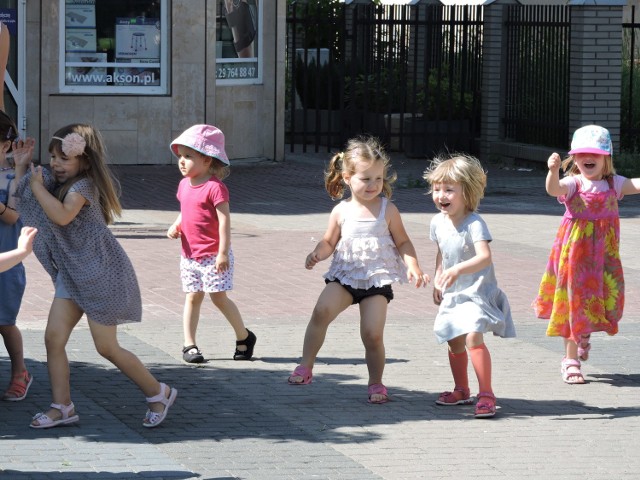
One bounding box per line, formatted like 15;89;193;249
588;372;640;387
3;355;637;448
0;471;198;480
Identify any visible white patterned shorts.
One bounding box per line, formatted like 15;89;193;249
180;251;234;293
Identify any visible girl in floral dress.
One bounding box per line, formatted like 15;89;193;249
533;125;640;384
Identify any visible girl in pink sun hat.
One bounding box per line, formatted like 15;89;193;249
533;125;640;384
168;125;256;364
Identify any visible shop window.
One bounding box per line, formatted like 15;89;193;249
216;0;262;85
60;0;168;94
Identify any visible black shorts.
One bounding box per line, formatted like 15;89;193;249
326;279;394;304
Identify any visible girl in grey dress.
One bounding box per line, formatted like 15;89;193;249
14;124;177;429
424;154;515;418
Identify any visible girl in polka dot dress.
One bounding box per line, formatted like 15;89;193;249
167;125;256;364
14;124;177;429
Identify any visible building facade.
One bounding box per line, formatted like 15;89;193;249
13;0;285;165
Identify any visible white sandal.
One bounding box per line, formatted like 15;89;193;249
143;382;177;428
30;402;79;429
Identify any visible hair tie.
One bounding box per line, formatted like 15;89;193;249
337;152;344;160
52;133;86;158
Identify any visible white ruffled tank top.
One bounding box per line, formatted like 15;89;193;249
323;197;407;289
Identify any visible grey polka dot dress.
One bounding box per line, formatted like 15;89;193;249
16;169;142;325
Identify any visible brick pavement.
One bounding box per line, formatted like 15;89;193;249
2;151;640;479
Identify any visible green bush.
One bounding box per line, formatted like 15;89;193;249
414;67;475;120
294;57;342;109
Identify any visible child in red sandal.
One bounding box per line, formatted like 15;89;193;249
0;113;37;402
424;154;516;418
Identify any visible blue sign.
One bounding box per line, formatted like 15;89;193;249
0;9;17;37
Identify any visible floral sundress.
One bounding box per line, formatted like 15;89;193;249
533;176;623;343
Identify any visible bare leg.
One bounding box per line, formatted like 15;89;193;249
210;291;249;349
31;298;82;425
183;292;205;347
359;295;388;402
0;325;27;377
562;337;585;384
289;282;352;383
565;337;579;360
88;319;170;414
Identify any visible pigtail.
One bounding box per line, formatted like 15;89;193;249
325;152;346;200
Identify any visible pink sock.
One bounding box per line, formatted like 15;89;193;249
469;343;492;394
448;350;469;390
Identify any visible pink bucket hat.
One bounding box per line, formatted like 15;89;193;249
568;125;612;157
170;124;230;165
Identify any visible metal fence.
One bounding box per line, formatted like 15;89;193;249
623;6;640;153
286;2;634;156
503;5;571;149
286;2;484;156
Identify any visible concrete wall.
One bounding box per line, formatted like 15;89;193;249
30;0;285;165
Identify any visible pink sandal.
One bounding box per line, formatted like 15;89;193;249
474;391;496;418
288;365;312;385
561;358;585;384
367;383;389;404
435;386;473;406
143;383;178;428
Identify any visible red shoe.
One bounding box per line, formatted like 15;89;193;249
2;370;33;402
435;386;473;406
474;392;496;418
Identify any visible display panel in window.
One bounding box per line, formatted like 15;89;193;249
60;0;168;94
216;0;262;85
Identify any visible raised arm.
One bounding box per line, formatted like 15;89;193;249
29;164;85;226
620;177;640;196
546;152;568;197
11;137;36;186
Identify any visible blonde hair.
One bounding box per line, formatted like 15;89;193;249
324;136;396;200
209;157;230;180
48;124;122;224
561;154;615;178
423;153;486;212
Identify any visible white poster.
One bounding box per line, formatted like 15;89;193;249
65;28;97;52
115;18;161;60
